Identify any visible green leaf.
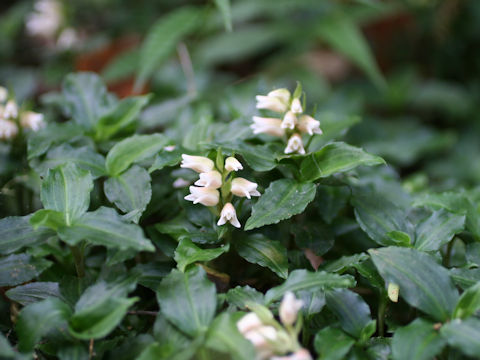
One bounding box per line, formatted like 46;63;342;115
316;13;385;89
391;319;445;360
265;269;355;304
226;286;264;309
174;239;228;272
235;234;288;279
155;216;219;245
149;148;183;173
41;163;93;226
314;327;355;360
0;215;52;254
204;313;256;360
56;345;89;360
212;142;278;171
453;282;480;319
16;298;72;352
214;0;232;32
245;179;316;230
104;165;152;220
33;144;107;179
135;7;203;90
95;95;151;141
414;209;465;251
62;72;115;129
69;281;138;340
0;333;15;358
6;282;61;306
325;289;372;338
0;254;52;287
106;134;168;176
440;318;480;358
156;267;216;337
300;142;385;182
369;247;459;321
58;207;154;252
30;209;66;231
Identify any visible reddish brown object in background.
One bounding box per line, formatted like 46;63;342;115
75;35;149;98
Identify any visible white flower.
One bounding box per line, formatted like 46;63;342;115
268;88;291;104
180;154;215;173
279;292;303;326
0;119;18;140
194;170;222;189
290;98;303;114
237;312;263;335
388;283;399;303
281;111;297;130
251;116;285;137
164;145;176;152
20;111;44;131
225;157;243;172
172;178;191;188
298;115;322;136
0;87;7;103
217;203;241;228
56;27;78;50
184;186;220;207
3;100;18;119
271;349;313;360
284;134;305;155
26;0;62;38
231;178;261;199
244;326;278;358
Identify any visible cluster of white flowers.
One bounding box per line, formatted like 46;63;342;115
26;0;78;50
252;87;322;155
180;154;260;228
0;86;45;141
237;292;311;360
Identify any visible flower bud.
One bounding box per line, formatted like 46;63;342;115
284;134;305;155
0;87;7;103
172;178;191;188
279;291;303;326
290;98;302;114
297;115;322;136
20;111;44;131
244;326;278;355
268;89;291;103
231;178;261;199
194;170;222;189
184;186;219;207
388;283;399;303
251;116;285;137
256;89;290;113
237;312;263;335
180;154;215;173
225;157;243;172
281;111;297;130
0;119;18;140
217;202;241;228
3;100;18;119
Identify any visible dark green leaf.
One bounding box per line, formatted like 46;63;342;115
440;318;480;358
245;179;316;230
314;327;355;360
0;254;52;287
300;142;384;182
6;282;61;306
369;247;459;321
415;209;465;251
0;215;52;254
149;148;183;173
235;234;288;279
174;238;228;272
453;282;480;319
155;216;220;245
392;319;445;360
156;267;216;336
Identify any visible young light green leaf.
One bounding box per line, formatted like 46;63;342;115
314;327;355;360
300;142;385;182
174;239;228;272
135;7;203;90
6;282;61;306
414;209;465;251
62;72;115;129
0;215;52;254
245;179;316;230
440;318;480;358
16;298;72;352
58;207;155;252
106;134;168;176
369;247;459;321
156;267;216;337
95;95;151;141
30;209;66;231
453;282;480;319
235;234;288;279
214;0;232;32
391;319;445;360
41;163;93;226
104;165;152;220
0;254;52;287
325;289;372;339
265;269;355;304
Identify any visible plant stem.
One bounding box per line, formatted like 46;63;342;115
444;239;455;268
70;245;85;278
378;294;387;337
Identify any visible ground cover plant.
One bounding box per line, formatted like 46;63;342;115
1;0;480;359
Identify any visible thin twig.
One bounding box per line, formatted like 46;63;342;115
127;310;158;316
89;338;94;360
